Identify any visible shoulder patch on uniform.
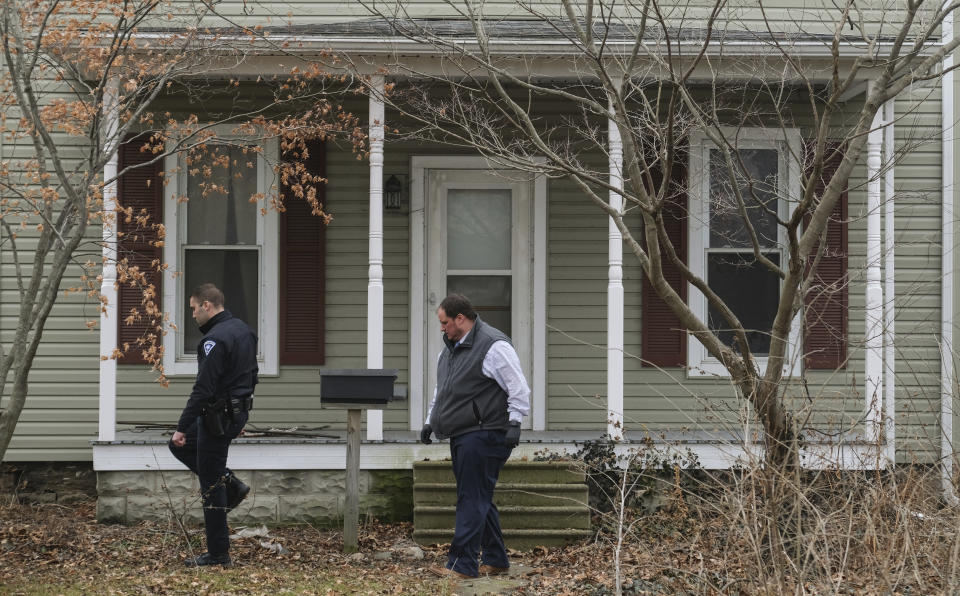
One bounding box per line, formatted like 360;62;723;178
203;340;216;356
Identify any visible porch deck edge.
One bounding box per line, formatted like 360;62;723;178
92;430;887;472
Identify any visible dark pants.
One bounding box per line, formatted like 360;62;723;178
447;429;512;577
168;411;248;556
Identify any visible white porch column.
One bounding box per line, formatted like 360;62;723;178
98;79;120;442
865;90;884;443
366;75;385;441
883;99;896;464
606;104;625;441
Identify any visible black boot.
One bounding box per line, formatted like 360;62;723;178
184;552;232;567
225;472;250;512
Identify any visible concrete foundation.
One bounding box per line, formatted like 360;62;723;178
95;468;413;525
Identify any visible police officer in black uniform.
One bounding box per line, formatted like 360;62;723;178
169;283;258;567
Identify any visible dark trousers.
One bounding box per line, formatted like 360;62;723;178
447;429;512;577
168;411;248;556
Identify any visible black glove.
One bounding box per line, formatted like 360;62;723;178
420;424;433;445
505;421;521;448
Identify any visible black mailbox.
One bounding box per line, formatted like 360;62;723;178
319;369;399;407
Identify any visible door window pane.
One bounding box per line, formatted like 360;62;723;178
448;274;511;338
706;252;779;355
187;145;258;245
446;189;512;270
709;148;778;249
184;249;259;352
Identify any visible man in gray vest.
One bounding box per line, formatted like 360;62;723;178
420;293;530;579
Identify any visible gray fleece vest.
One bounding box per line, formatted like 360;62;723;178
429;318;511;439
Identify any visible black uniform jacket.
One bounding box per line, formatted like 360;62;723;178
176;310;259;432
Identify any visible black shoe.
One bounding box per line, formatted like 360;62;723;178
225;474;250;512
184;552;232;567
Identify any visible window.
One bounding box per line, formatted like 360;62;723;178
687;129;802;376
162;133;279;376
446;187;514;335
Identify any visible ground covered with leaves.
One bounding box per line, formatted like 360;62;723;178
2;482;960;595
0;498;648;595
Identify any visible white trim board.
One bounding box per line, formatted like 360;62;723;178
92;439;887;471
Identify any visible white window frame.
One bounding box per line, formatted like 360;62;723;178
687;128;802;378
162;129;279;376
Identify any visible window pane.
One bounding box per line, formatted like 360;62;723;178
707;252;779;356
447;275;511;338
184;249;259;353
187;145;258;245
709;148;779;249
447;189;512;270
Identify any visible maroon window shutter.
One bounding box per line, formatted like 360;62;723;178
642;159;688;367
117;135;163;364
804;142;848;369
280;139;326;365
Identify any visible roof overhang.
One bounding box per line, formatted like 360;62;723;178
100;19;944;86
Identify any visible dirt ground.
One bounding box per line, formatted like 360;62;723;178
0;498;644;595
1;488;957;595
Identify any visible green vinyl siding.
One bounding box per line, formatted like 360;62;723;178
0;52;106;460
546;176;609;428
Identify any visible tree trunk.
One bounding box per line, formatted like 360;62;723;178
0;362;32;460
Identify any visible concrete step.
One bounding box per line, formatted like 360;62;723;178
415;504;591;530
413;527;594;550
413;460;584;484
414;482;589;507
412;459;591;551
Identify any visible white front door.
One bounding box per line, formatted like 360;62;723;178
424;168;533;429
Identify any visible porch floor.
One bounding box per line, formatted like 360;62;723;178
92;428;881;471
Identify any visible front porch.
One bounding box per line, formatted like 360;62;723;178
92;27;922;510
91;427;885;526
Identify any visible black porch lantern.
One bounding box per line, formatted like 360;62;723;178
384;174;403;210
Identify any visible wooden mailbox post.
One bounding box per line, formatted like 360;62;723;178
319;369;398;553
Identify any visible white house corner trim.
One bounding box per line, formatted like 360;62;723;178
883;99;897;465
941;9;957;503
533;169;548;432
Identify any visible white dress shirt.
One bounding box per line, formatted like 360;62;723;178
425;328;531;425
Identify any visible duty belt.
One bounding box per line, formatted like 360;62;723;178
230;396;254;412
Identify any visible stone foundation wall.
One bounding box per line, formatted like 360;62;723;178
1;462;96;504
96;469;413;525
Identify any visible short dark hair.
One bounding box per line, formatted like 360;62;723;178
439;293;477;321
191;283;224;308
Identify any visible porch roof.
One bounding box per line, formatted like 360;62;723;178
135;18;912;61
231;19;854;43
143;18;885;44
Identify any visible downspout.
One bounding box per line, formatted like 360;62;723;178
865;85;884;445
942;2;957;503
884;99;896;466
